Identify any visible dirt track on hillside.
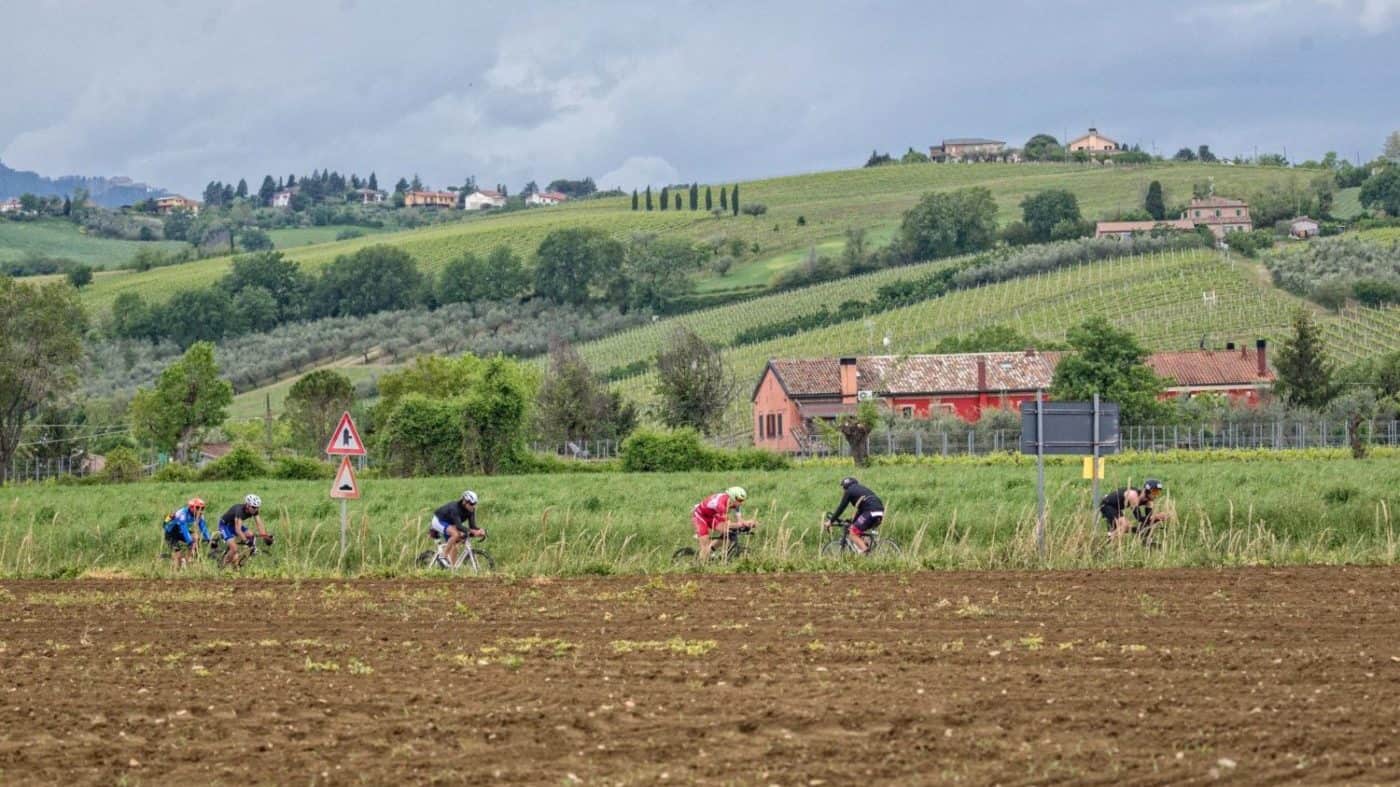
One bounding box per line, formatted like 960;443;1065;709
2;568;1399;785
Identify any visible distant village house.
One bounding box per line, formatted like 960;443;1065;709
155;195;200;215
354;188;387;204
0;197;20;214
1067;127;1120;152
526;190;568;207
1289;217;1319;239
271;188;297;208
1095;196;1253;240
404;190;458;208
463;189;507;210
930;138;1009;162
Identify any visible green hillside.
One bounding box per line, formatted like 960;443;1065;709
592;248;1398;431
0;218;186;268
74;162;1303;316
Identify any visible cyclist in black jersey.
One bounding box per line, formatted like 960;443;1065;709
429;490;484;566
825;477;885;554
1100;479;1169;543
218;494;272;567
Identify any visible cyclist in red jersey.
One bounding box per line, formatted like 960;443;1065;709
692;486;750;560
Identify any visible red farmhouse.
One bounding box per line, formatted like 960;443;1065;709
752;343;1273;452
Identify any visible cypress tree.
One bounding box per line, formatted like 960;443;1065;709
660;186;669;211
367;172;378;191
720;185;728;210
705;186;713;211
689;183;698;210
632;189;639;210
731;184;739;216
1274;310;1335;409
1144;180;1165;220
645;186;653;211
674;192;682;210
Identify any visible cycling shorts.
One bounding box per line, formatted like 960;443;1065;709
164;521;193;549
692;507;722;537
429;516;469;539
849;510;884;535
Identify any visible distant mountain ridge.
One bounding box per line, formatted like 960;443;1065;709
0;160;168;208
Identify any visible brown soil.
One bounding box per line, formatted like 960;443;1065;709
2;567;1399;785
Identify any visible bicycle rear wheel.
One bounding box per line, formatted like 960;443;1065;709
415;549;440;569
672;547;698;562
820;539;850;557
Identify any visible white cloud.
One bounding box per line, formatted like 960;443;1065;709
598;156;680;190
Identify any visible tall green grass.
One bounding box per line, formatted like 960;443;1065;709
0;454;1393;578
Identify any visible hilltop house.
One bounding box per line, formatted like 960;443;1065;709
526;190;568;206
155;195;200;214
271;188;298;208
354;188;387;204
404;190;458;208
751;345;1273;451
0;197;20;213
463;189;507;210
931;138;1007;162
1067;127;1120;153
1094;219;1195;239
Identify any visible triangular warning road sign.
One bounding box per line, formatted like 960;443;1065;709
329;457;360;499
325;411;366;456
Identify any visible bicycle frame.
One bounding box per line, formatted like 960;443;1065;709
434;536;487;572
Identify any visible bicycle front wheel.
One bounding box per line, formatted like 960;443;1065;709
867;537;901;557
460;549;495;574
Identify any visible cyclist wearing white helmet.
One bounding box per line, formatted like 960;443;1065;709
430;490;485;567
692;486;753;561
217;494;271;567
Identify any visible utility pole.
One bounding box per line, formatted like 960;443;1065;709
264;394;273;459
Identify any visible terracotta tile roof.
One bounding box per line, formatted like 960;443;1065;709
1188;196;1248;208
761;348;1272;399
475;189;505;199
942;137;1004;146
1146;350;1273;386
1096;219;1194;233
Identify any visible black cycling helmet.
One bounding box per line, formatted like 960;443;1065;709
1143;479;1164;494
840;477;858;489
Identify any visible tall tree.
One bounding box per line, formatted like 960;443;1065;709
1051;316;1169;424
731;184;739;216
1144;180;1166;220
533;227;624;305
897;186;998;261
720;185;728;211
654;328;734;435
674;191;681;210
631;189;639;211
1274;309;1335;409
258;175;277;205
1023;134;1062;162
1359;166;1400;216
283;369;354;455
536;340;635;444
1385;130;1400;161
130;342;234;462
367;171;379;191
659;186;669;211
0;279;86;480
1197;145;1217;163
235;178;249;198
1020;189;1081;242
410;174;423;191
312;245;423;318
705;186;713;211
644;185;653;211
689;183;698;210
1173;147;1197;162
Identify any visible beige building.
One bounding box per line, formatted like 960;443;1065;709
1094;219;1194;239
155;195;200;214
1187;196;1252;238
404;190;458;208
933;138;1006;161
1067;127;1120;152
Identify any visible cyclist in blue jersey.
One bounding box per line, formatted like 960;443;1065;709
163;497;210;570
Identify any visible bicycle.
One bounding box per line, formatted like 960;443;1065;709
821;516;900;558
209;533;273;569
416;531;494;574
672;524;755;563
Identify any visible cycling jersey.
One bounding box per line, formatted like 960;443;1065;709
218;504;258;540
433;500;477;531
832;482;884;520
163;506;209;546
1099;488;1151;529
692;492;737;537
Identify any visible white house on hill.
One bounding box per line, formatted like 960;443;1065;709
464;189;507;210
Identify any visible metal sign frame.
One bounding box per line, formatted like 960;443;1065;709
1019;393;1121;558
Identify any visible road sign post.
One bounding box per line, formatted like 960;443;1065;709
325;412;366;562
1020;395;1121;560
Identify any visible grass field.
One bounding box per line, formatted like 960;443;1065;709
266;224;386;248
1;453;1394;578
72;162;1304;317
227;362;388;421
0;218;187;268
1333;186;1363;219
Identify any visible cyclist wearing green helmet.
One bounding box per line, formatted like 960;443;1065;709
692;486;753;560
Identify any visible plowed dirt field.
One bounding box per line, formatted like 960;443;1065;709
2;567;1399;785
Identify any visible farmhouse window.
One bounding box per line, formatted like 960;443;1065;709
757;415;763;438
901;406;914;418
776;414;783;436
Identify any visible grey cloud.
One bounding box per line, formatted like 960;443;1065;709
1;0;1395;196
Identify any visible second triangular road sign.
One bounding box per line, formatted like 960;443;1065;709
330;456;360;499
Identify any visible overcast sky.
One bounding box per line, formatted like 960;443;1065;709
1;0;1396;195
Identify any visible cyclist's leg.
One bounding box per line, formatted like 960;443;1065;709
847;513;873;553
219;522;240;565
693;511;714;560
445;525;465;565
